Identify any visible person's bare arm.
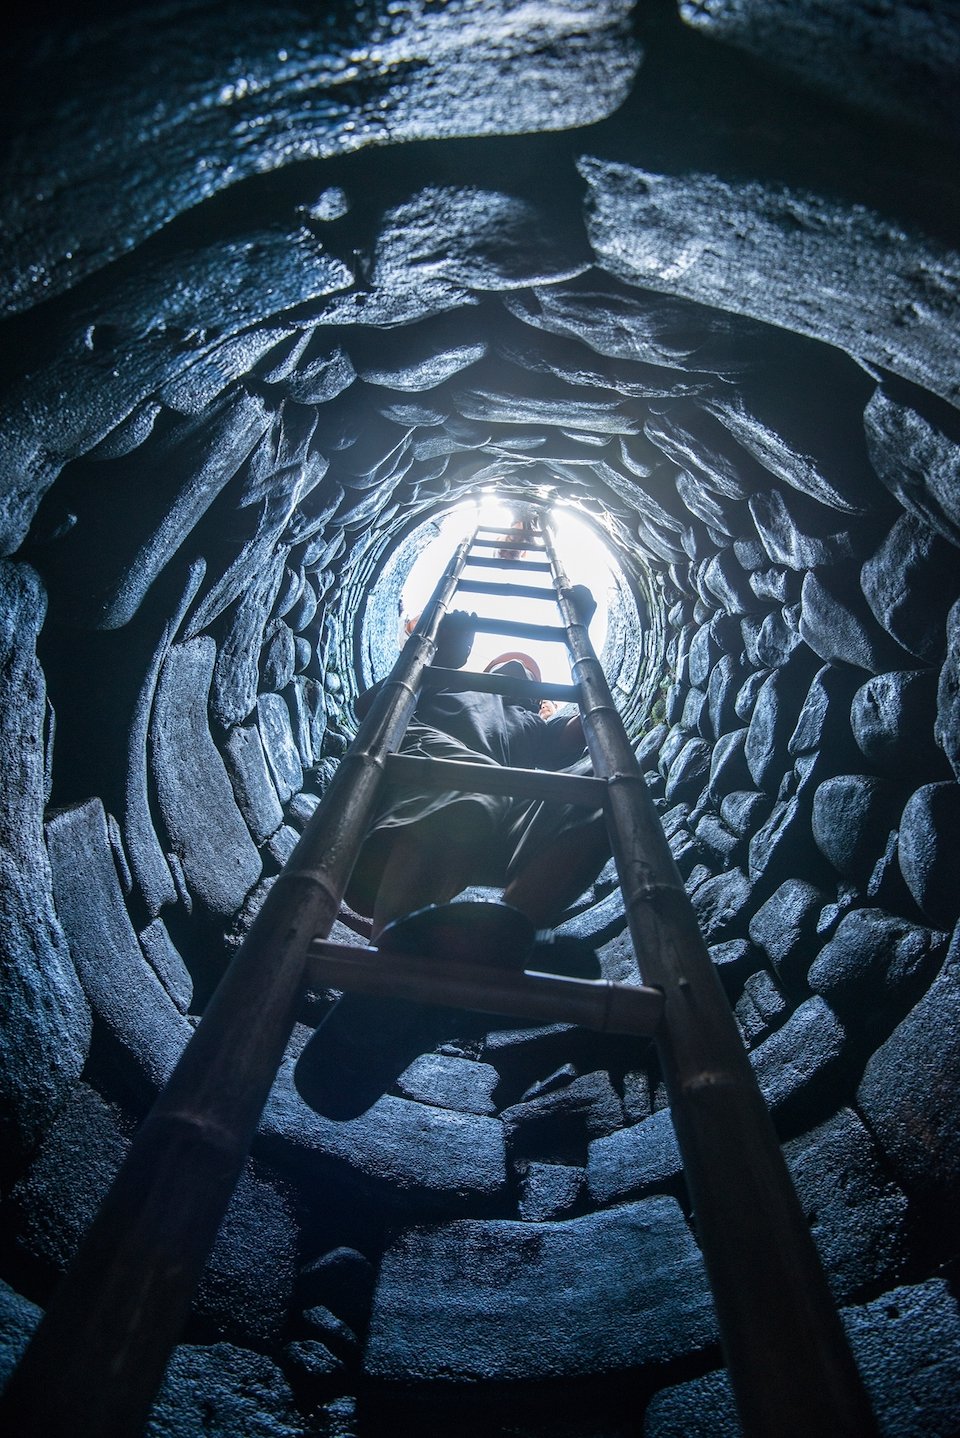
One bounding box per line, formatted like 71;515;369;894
353;610;477;721
552;714;587;764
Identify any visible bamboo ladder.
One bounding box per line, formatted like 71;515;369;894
2;512;877;1437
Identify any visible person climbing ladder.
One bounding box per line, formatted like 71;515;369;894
346;599;609;940
295;587;611;1118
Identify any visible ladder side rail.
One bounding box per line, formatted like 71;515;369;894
539;521;877;1438
1;536;477;1438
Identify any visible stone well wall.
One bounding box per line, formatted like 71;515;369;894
1;4;959;1435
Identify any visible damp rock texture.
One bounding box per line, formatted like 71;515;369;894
364;1198;716;1381
1;4;959;1436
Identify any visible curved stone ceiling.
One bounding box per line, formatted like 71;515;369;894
1;4;959;1435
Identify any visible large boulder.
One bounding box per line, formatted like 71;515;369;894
0;562;91;1164
688;867;753;943
259;1048;508;1213
864;389;960;548
809;907;947;1016
260;621;296;693
935;598;960;778
138;919;193;1014
898;783;960;929
149;1341;304;1438
587;1109;682;1205
395;1054;499;1116
517;1162;585;1222
707;653;749;738
8;1083;298;1347
644;1277;960;1438
744;648;819;793
782;1107;908;1300
749;487;863;570
857;933;960;1217
257;693;304;804
700;549;757;615
861;513;960;664
753;605;803;669
748;786;826;895
748;878;828;990
851;670;950;782
5;1085;132;1326
811;774;904;890
719;788;770;839
749;996;849;1129
800;566;913;673
734;969;788;1048
580;161;959;408
680;0;959;139
708;728;752;799
210;554;286;729
364;1198;716;1383
45;800;193;1099
664;737;712;804
788;664;863;764
221;720;285;845
2;2;639;322
151;638;262;916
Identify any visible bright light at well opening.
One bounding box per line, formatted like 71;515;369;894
400;500;614;685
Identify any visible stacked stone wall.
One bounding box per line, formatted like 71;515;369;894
1;4;958;1434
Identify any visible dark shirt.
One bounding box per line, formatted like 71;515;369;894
413;687;574;771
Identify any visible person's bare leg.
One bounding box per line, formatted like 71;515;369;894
372;825;476;939
502;816;610;929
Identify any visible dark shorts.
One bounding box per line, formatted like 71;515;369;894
345;723;605;916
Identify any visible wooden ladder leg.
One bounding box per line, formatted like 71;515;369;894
0;536;478;1438
539;518;878;1438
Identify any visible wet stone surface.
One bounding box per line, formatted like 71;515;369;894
0;562;90;1163
644;1277;960;1438
364;1198;716;1384
1;6;959;1430
857;932;960;1218
151;639;262;917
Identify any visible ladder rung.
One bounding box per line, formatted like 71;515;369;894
470;536;546;551
424;666;581;704
306;940;664;1038
457;578;556;602
384;752;606;805
474;524;542;537
464;555;552;573
472;616;569;643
